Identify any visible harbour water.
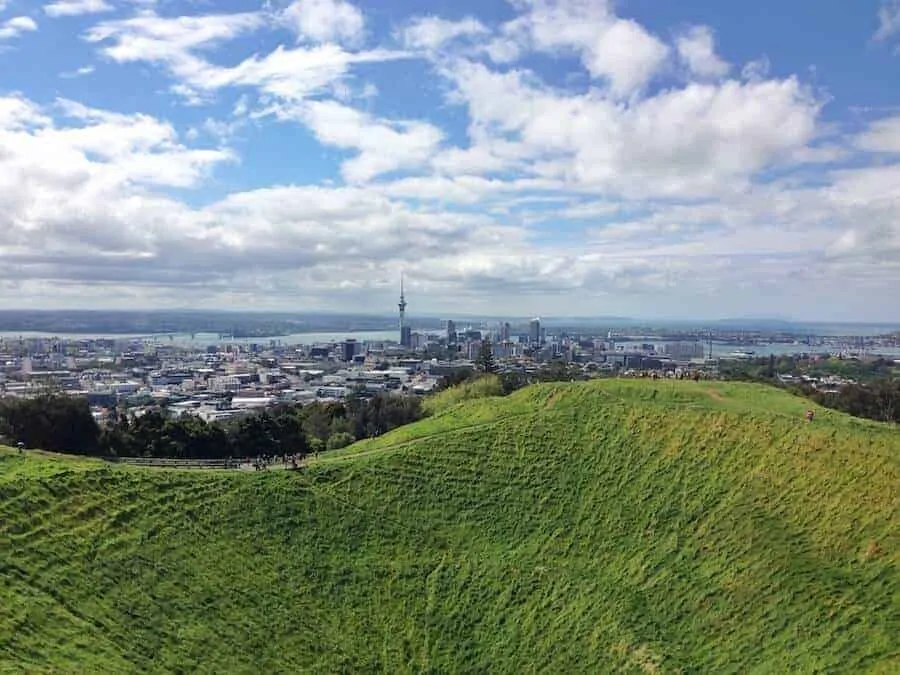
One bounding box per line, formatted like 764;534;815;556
0;330;400;346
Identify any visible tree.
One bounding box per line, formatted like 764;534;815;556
536;361;582;382
766;354;776;379
0;394;100;455
271;408;308;457
301;404;335;444
476;339;497;374
499;371;529;395
5;388;426;460
326;432;355;450
435;368;477;391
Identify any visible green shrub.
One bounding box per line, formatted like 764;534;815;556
325;431;355;450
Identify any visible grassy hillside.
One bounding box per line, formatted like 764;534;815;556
1;380;897;673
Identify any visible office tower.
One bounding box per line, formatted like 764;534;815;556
529;317;541;346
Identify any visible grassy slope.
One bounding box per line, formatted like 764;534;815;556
1;380;897;673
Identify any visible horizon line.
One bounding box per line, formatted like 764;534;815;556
0;308;897;327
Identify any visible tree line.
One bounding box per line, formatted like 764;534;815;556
794;380;900;424
719;354;898;383
0;393;423;459
718;354;900;424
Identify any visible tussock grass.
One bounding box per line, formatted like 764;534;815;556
1;379;897;673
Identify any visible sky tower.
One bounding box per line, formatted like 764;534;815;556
398;273;410;347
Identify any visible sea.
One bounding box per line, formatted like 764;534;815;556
0;330;400;347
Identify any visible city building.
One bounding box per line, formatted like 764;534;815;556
529;318;541;346
398;273;409;347
446;319;456;344
664;342;705;361
340;339;358;362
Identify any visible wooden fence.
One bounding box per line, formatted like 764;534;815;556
103;457;242;469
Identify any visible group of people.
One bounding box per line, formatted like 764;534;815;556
247;453;304;471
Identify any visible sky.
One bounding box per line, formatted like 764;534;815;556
0;0;899;321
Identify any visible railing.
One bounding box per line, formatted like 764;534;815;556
103;456;242;469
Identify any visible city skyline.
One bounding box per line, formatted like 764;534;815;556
1;308;899;336
1;1;899;320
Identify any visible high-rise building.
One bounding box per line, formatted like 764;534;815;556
664;342;704;361
500;321;511;344
401;326;412;348
340;339;358;362
529;317;541;346
446;319;456;344
398;273;408;347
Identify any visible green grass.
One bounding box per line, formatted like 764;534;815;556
1;380;897;673
420;374;503;416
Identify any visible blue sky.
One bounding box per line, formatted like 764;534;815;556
0;0;899;321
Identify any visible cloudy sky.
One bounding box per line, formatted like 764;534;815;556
0;0;899;321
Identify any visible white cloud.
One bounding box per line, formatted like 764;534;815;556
741;56;770;81
584;18;670;97
0;94;52;130
0;98;233;273
483;37;522;64
0;95;238;294
509;0;669;97
49;98;234;186
0;16;38;41
232;94;250;117
85;11;406;103
84;10;266;70
281;0;364;46
874;0;900;41
60;65;95;78
481;19;527;64
267;100;443;182
0;96;514;303
2;85;897;317
205;44;407;101
788;143;848;165
431;138;527;176
675;26;729;78
44;0;113;18
187;115;248;144
855;116;900;152
441;59;820;199
377;174;566;205
821;165;900;262
401;16;489;51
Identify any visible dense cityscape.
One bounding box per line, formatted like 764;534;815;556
2;282;898;430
